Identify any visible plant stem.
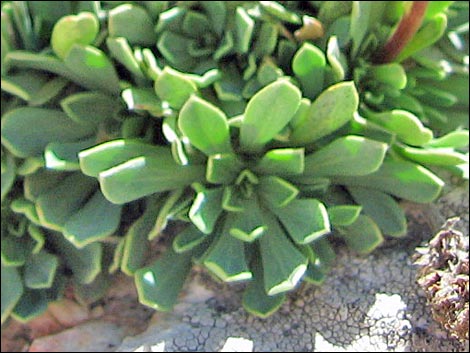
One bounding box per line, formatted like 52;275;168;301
375;1;429;64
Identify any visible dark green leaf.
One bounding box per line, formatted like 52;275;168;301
63;191;122;248
259;214;307;295
338;215;384;254
179;95;232;155
63;45;120;95
348;186;407;237
240;80;301;152
274;199;330;244
45;139;96;171
51;234;102;284
290;82;359;144
1;264;23;324
121;197;162;275
61;91;119;125
1;107;95;158
228;197;267;242
254;148;305;176
242;256;285;318
108;4;155;45
333;160;444;203
24;251;59;289
203;223;252;282
99;154;205;204
51;12;99;59
292;42;325;99
173;224;208;253
206;153;244;184
79;139;169;178
36;173;96;231
155;67;198;109
122;87;163;114
107;37;146;79
189;187;224;234
135;247;192;311
234;8;254;54
327;205;362;226
258;176;299;208
304;136;387;177
11;289;48;323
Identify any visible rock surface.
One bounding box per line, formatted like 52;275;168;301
116;180;469;352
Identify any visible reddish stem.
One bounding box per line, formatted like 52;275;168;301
375;1;429;64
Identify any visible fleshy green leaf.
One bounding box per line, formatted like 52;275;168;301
121;197;162;275
24;170;66;202
107;37;146;79
338;215;384;254
61;92;119;126
63;191;122;248
228;197;267;242
24;251;59;289
45;139;96;171
10;289;48;323
206;153;244;184
394;145;468;166
51;234;102;285
240;80;301;152
203;224;252;282
304;136;387;177
173;225;208;253
234;7;254;54
242;256;285;318
108;4;155;45
99;154;205;204
155;67;198;109
122;87;162;114
292;42;325;99
369;63;407;90
258;176;299;208
1;107;95;158
51;12;99;59
79;139;168;178
273;199;330;244
327;205;362;226
396;14;447;62
348;186;407;237
254;148;305;176
425;130;470;149
179;95;232;155
36;173;97;231
135;247;192;311
148;190;184;240
63;45;120;95
1;264;24;324
290;82;359;144
189;187;224;234
333;160;445;203
259;214;307;295
364;110;433;146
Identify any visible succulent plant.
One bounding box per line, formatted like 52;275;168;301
79;78;445;316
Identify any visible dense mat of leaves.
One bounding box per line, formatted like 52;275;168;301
1;1;468;321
